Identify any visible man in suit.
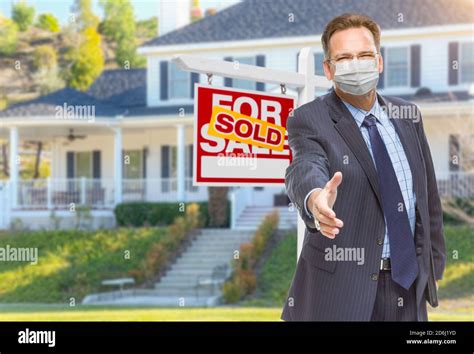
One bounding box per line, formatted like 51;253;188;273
281;13;446;321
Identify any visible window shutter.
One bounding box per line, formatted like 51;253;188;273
448;42;459;86
142;148;147;178
92;150;101;178
160;61;169;100
410;45;421;87
224;57;233;87
256;55;265;91
161;145;170;178
66;152;75;178
190;72;199;98
377;47;385;89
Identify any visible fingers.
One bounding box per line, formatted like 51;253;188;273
314;209;343;228
319;222;340;239
325;171;343;192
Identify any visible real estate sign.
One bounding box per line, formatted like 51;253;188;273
194;84;295;186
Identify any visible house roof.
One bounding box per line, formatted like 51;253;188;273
143;0;474;47
0;87;124;118
86;68;146;108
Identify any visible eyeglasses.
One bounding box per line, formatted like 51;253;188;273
327;52;379;64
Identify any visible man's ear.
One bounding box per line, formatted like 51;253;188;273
378;52;384;75
323;60;333;81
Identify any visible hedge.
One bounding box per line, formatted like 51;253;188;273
114;201;230;228
222;211;279;303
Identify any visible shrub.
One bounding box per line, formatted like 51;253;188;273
114;201;229;228
0;16;19;55
36;13;60;32
32;45;57;71
222;211;279;303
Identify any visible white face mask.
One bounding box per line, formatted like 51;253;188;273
333;57;379;95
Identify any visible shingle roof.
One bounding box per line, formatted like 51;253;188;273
0;88;124;118
143;0;474;47
87;68;146;108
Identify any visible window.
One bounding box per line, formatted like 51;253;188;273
75;152;92;178
123;150;143;179
232;57;256;90
314;53;325;76
460;42;474;84
386;47;409;87
169;62;190;99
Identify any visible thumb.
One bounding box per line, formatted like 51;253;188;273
325;171;343;192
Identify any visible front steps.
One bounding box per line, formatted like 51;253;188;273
83;228;254;307
234;206;297;230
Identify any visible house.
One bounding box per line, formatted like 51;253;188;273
0;0;473;230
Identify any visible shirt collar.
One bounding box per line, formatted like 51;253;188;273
341;97;385;128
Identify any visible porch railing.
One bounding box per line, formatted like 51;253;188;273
12;177;208;210
7;172;474;211
436;171;474;199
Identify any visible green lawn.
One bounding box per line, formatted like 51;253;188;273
0;222;471;321
0;228;169;302
0;305;470;321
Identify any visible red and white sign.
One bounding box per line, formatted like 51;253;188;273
194;84;295;186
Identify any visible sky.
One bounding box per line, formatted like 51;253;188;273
0;0;241;23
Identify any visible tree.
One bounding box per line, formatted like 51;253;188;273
65;27;104;91
0;15;18;55
99;0;144;68
11;1;35;32
207;187;229;227
36;13;60;32
71;0;99;31
32;45;64;94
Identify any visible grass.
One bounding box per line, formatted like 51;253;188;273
0;305;469;321
241;224;474;319
0;228;169;303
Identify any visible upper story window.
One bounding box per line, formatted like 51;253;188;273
232;56;256;90
314;52;325;76
460;42;474;84
386;47;409;87
169;62;190;99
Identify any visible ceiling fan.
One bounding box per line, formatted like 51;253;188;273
60;129;87;146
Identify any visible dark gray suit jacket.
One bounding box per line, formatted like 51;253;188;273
281;90;446;321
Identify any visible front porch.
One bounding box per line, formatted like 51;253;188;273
12;177;207;210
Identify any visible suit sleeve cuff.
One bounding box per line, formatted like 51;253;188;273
303;187;322;219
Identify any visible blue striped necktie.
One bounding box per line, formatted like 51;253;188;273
362;114;419;290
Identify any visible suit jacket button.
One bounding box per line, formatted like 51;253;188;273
376;238;383;246
416;246;423;255
371;273;378;281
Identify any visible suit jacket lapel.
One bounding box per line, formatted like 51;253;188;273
324;90;383;209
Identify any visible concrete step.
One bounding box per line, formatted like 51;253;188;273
174;258;232;265
155;287;219;297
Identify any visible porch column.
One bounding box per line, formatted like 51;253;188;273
114;127;123;204
176;124;186;202
9;126;19;208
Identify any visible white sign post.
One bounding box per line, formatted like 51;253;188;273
172;47;331;260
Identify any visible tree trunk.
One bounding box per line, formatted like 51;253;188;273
207;186;229;227
33;141;43;179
